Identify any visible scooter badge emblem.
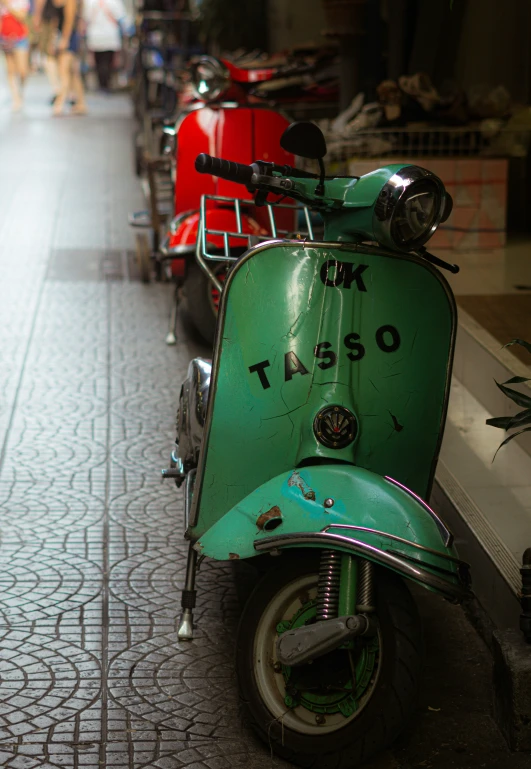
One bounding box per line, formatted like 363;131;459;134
313;406;358;449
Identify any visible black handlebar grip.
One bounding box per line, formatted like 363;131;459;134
195;153;254;185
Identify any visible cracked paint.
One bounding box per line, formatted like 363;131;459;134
283;312;305;339
388;412;404;432
287;471;316;501
256;505;283;530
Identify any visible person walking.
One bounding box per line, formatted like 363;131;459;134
0;0;30;111
33;0;60;102
83;0;129;92
51;0;86;115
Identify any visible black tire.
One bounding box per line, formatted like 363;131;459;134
236;551;422;769
183;262;217;344
231;556;274;609
136;233;151;284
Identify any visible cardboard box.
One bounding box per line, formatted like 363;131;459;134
348;157;508;249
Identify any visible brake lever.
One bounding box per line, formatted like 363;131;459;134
254;189;269;207
417;248;460;274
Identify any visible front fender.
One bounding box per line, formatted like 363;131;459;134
194;464;471;601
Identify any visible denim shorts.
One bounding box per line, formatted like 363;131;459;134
0;36;29;52
55;30;79;55
68;31;79;54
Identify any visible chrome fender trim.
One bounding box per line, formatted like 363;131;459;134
184;468;196;534
254;531;471;602
384;476;453;547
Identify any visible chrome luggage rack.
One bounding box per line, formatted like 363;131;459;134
196;193;316;294
197;194;315;261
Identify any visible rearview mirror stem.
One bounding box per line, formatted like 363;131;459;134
315;158;326;196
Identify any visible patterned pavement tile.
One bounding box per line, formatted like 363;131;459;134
108;626;243;740
108;484;182;539
0;545;101;625
0;628;101;741
109;546;238;622
0;484;105;538
110;430;176;477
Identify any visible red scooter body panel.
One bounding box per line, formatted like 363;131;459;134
252;109;294;165
214;108;255;200
174;106;294;217
170;105;297;279
174;109;219;215
223;59;279;84
252;109;297;234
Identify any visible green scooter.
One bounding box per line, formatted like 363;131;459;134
163;121;471;768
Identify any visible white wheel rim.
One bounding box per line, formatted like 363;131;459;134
253;572;381;736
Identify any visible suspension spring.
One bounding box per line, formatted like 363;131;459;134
357;559;375;613
316;550;342;621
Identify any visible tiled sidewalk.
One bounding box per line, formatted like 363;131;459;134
0;73;295;769
0;73;529;769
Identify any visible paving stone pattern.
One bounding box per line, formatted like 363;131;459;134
0;78;292;769
1;75;529;769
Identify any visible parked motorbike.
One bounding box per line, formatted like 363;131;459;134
162;121;470;767
158;55;297;344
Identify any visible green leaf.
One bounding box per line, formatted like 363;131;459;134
493;427;531;460
487;409;531;430
503;376;531;385
504;339;531;355
487;408;531;431
486;416;514;429
507;409;531;430
495;381;531;409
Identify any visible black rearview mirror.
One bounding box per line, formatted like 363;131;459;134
280;121;327;160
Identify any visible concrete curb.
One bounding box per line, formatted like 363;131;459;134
493;628;531;751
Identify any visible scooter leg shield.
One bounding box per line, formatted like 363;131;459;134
193;464;471;602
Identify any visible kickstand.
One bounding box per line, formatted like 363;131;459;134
178;543;198;640
165;283;179;346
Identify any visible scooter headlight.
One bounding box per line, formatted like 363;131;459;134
373;167;450;252
191;56;230;102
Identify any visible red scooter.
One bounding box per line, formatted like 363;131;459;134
159;56;297;344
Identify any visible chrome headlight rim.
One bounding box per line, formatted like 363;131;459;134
373;166;447;252
191;56;231;102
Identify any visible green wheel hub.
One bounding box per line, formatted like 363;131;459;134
277;600;379;717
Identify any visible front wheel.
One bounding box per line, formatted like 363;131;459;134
236;552;422;769
183;261;228;345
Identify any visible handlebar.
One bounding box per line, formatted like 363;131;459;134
195;153;318;186
195;153;254;185
194;153;461;275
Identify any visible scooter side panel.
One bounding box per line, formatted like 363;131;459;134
174;107;295;230
251;109;296;234
190;242;455;539
194;464;467;596
174;109;218;214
